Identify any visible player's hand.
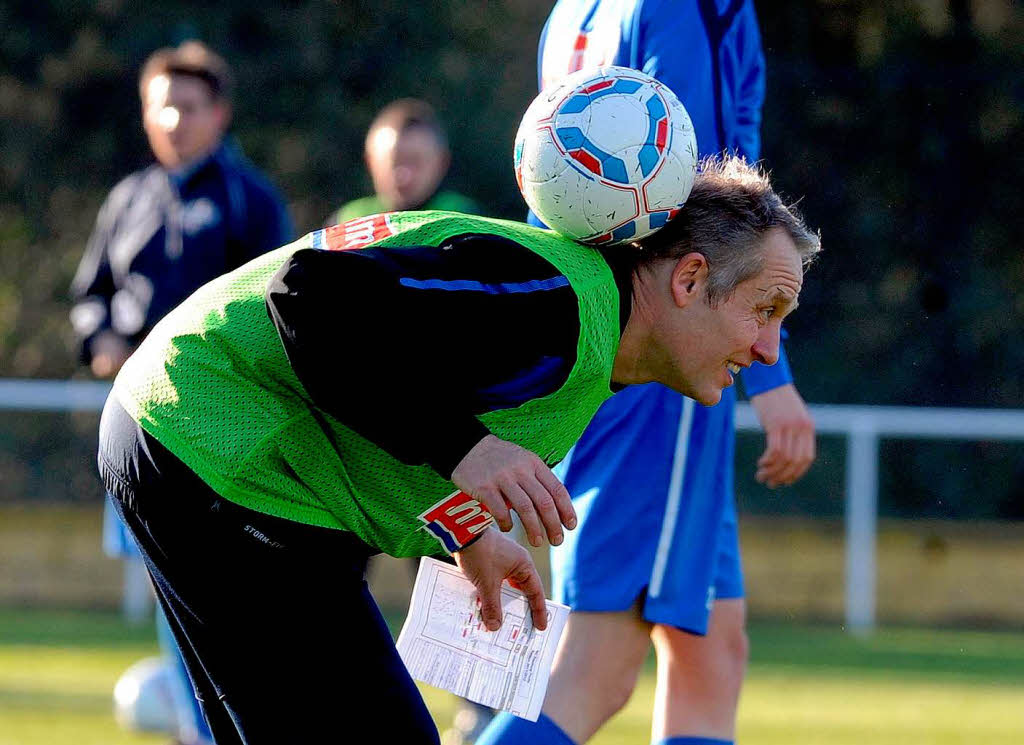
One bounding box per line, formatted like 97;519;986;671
750;383;816;487
454;528;548;632
89;331;132;379
451;434;576;547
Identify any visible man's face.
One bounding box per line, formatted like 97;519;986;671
143;73;228;169
366;125;449;210
660;227;804;406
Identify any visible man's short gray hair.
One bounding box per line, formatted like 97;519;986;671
632;155;821;306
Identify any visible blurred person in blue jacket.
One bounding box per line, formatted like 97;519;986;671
70;40;292;378
478;3;816;745
71;40;292;745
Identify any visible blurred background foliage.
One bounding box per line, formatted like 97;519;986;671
0;0;1022;516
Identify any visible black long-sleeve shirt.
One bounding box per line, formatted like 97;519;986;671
266;232;631;478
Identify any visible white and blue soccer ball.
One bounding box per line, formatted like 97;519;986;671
515;66;698;244
112;656;178;734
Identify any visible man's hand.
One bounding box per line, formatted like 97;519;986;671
90;331;132;379
750;383;816;487
455;528;548;632
451;434;576;547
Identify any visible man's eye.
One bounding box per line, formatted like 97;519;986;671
759;307;775;321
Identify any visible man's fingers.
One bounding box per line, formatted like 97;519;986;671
776;426;812;484
476;580;503;631
774;429;800;485
521;475;563;546
757;465;783;487
757;428;790;486
450;437;576;541
757;427;783;469
756;448;785;486
800;426;817;471
502;481;543;546
535;463;576;530
758;426;816;486
750;385;817;488
457;532;549;634
783;434;814;484
476;487;514;532
510;562;548;631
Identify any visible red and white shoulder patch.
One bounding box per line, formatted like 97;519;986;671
312;213;397;251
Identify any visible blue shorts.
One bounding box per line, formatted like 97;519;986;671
103;496;143;559
551;383;743;636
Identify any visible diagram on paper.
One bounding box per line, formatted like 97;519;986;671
419;571;531;665
396;557;569;721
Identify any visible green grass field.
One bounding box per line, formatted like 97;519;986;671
1;609;1022;745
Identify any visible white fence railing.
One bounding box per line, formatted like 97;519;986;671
736;403;1024;632
4;379;1024;632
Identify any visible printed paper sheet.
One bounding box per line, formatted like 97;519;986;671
396;557;570;721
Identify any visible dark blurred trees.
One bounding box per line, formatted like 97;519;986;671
1;0;548;378
760;0;1024;409
1;0;1022;513
754;1;1024;518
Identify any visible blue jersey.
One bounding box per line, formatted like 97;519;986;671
540;0;790;633
539;0;765;161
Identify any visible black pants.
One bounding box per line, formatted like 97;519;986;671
98;396;440;744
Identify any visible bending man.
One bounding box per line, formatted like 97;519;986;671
98;155;819;744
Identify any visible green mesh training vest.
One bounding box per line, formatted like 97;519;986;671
114;211;620;556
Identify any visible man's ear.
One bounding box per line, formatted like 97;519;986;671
669;252;708;309
215;101;232;134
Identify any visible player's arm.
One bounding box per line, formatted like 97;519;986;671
749;382;815;487
265;236;579;544
69;183;133;376
730;1;767;161
266;247;491;475
742;342;815;487
731;5;809;486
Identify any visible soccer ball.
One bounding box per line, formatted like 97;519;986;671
112;656;178;734
514;66;698;244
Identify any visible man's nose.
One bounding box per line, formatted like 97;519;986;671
393;165;414;188
752;325;780;366
158;106;181;132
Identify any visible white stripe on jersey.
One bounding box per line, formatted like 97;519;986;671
648;396;696;598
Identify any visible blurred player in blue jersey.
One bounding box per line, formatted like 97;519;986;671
477;3;816;745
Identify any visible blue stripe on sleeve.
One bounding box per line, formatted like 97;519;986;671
740;340;793;397
474;355;568;410
398;275;569;294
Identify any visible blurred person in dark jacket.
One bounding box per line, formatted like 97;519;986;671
70;40;292;378
69;40;292;745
